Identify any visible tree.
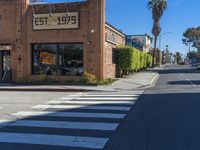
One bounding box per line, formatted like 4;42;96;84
183;27;200;49
187;51;200;62
148;0;167;67
175;52;182;63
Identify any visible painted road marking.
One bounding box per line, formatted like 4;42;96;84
0;120;14;127
186;78;196;87
60;97;137;100
47;100;135;105
0;133;108;149
31;104;131;111
13;111;126;119
69;94;140;97
55;93;85;101
10;120;119;131
82;91;144;95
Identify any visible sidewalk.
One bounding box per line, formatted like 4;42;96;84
0;71;159;92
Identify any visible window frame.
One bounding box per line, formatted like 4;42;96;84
31;43;84;76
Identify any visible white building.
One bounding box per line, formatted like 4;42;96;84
128;34;152;53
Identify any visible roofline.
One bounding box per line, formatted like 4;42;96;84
127;34;152;39
29;1;87;6
105;22;125;37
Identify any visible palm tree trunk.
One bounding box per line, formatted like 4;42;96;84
152;35;157;67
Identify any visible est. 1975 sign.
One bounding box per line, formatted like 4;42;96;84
33;12;79;30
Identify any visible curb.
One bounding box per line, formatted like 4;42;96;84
138;73;159;89
149;73;159;86
0;88;98;92
0;73;160;92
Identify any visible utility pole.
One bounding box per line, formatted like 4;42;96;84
159;32;171;51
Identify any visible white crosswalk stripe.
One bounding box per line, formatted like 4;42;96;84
9;120;119;131
79;91;144;95
13;111;126;119
0;92;143;149
0;133;108;149
0;120;14;127
47;100;135;105
31;104;132;111
81;94;139;97
60;97;137;100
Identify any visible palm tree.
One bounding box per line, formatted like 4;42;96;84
148;0;167;67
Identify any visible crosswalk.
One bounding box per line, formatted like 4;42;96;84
0;91;144;150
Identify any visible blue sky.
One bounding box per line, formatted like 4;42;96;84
43;0;200;55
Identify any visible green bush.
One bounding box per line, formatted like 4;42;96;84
115;46;153;77
80;72;97;84
147;54;152;67
115;46;134;77
135;49;141;72
98;78;117;85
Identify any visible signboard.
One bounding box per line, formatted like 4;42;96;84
106;30;117;44
0;45;11;51
33;12;79;30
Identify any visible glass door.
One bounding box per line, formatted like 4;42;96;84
0;51;11;83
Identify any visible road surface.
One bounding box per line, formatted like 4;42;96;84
105;64;200;150
0;64;200;150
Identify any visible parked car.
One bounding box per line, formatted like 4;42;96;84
60;67;83;76
178;61;186;65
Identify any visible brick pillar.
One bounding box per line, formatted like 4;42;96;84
87;0;105;80
15;0;29;80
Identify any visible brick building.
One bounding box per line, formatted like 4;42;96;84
0;0;125;83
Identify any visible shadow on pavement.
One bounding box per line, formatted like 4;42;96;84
104;92;200;150
1;92;200;150
159;68;200;74
168;80;200;85
0;95;140;150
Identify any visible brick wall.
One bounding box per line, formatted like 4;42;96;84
0;0;125;82
105;24;125;78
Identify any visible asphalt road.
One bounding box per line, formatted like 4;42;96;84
0;64;200;150
0;90;144;150
105;64;200;150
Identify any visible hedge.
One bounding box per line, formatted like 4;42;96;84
115;46;153;77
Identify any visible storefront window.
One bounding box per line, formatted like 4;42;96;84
32;43;83;76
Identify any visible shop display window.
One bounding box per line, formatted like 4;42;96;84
32;43;83;76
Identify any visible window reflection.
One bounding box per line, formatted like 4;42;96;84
32;43;83;76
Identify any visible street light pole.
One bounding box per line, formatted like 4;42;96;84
158;32;171;66
159;32;171;51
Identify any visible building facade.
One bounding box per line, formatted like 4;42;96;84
126;34;152;53
126;35;143;51
0;0;125;83
105;22;125;78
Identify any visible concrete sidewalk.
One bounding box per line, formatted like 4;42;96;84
0;71;159;92
110;71;159;91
